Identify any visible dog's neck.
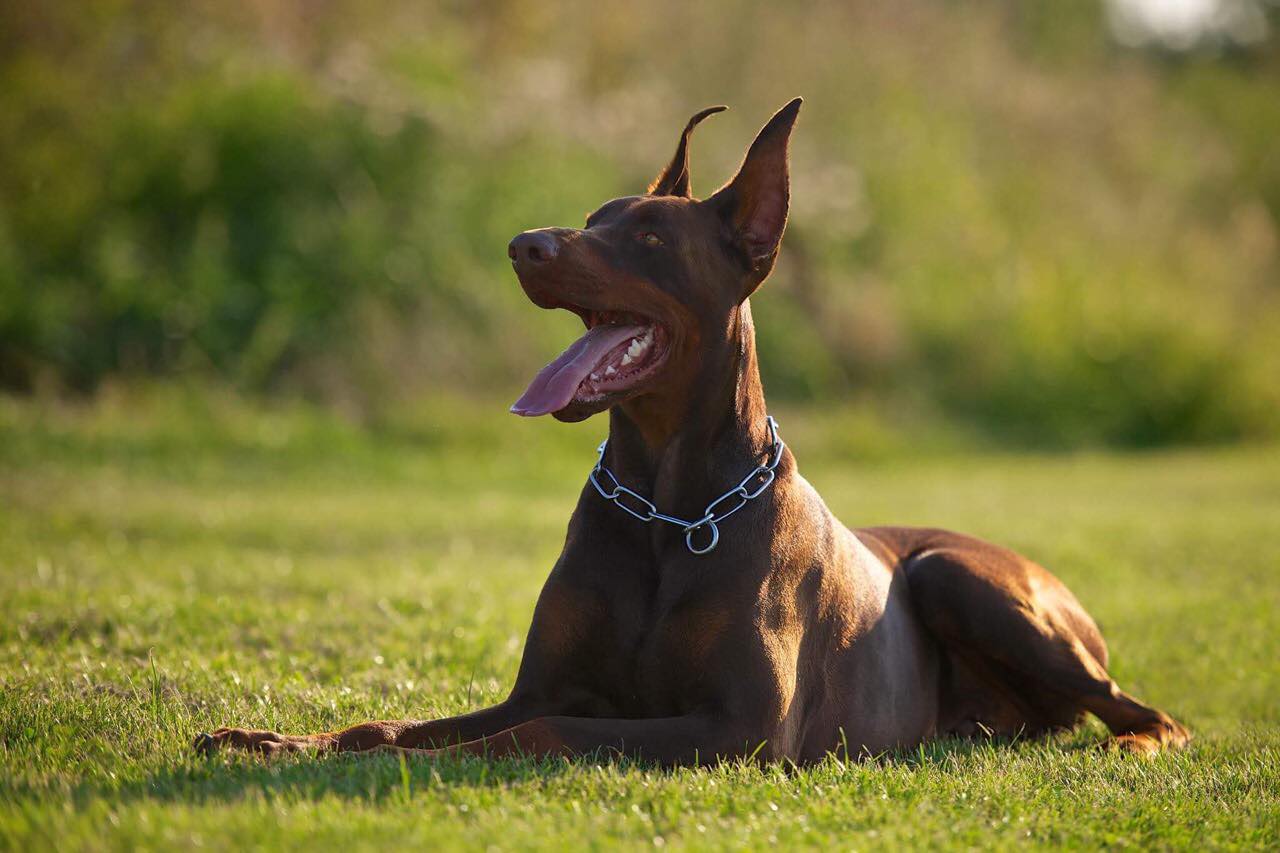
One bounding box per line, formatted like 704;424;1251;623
603;300;773;519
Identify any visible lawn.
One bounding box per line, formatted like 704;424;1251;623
1;390;1277;850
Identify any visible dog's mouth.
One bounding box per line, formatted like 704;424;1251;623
511;307;670;417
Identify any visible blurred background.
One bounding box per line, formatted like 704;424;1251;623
2;0;1278;448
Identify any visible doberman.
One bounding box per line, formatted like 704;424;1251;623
196;99;1189;763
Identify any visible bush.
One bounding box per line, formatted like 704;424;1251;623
1;1;1277;446
0;71;434;392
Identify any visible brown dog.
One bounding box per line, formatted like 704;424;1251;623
196;99;1189;763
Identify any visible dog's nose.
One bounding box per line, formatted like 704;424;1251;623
508;230;561;272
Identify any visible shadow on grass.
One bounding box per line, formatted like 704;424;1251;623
878;727;1099;769
35;750;584;810
11;729;1107;811
0;722;1126;813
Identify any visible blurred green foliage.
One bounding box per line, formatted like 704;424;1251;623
2;74;431;390
1;1;1278;445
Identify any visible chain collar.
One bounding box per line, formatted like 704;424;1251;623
588;416;785;555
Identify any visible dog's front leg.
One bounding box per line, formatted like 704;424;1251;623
385;713;767;768
194;698;538;757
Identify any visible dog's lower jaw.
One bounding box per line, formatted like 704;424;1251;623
553;383;661;422
550;346;676;423
552;400;599;422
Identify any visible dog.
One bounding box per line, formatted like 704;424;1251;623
196;99;1189;763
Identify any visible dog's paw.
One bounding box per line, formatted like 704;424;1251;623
193;728;313;757
1104;715;1191;754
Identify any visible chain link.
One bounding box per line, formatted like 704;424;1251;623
588;416;785;555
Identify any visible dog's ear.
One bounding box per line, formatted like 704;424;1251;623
648;105;727;198
707;97;802;294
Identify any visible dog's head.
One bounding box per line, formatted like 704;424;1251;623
508;98;802;422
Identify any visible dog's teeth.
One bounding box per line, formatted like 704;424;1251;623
621;353;633;366
605;365;616;376
590;373;600;381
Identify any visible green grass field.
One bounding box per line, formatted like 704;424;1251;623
2;391;1277;850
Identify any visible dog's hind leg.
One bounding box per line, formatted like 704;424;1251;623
903;541;1189;753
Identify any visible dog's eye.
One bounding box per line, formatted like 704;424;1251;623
637;232;663;247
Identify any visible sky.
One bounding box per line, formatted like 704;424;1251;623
1107;0;1272;47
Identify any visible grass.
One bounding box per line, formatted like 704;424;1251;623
1;388;1277;850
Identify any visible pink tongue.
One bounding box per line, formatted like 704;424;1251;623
511;324;646;416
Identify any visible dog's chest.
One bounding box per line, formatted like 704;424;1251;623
590;576;736;716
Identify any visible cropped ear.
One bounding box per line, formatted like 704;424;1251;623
647;105;727;198
706;98;802;291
